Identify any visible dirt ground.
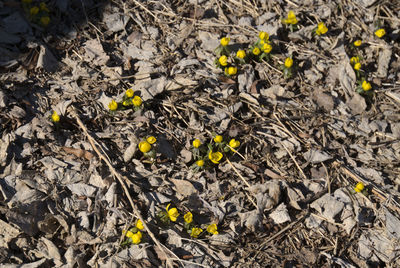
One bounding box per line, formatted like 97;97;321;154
1;0;400;267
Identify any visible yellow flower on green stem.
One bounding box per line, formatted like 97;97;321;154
353;63;361;71
236;50;246;59
166;204;179;222
284;11;298;25
262;43;272;54
184;212;193;224
252;47;261;56
354;182;364;193
147;136;157;144
131;231;142;244
362;80;371;91
193;139;201;148
209;151;223;164
30;6;39;15
214;135;223;143
220;37;230;46
353;40;362;47
284;57;293;68
108;100;118;111
136;219;144;230
138;141;151;153
51;111;60;123
259;31;269;41
315;22;328;35
350;56;359;65
190;227;203;238
207;224;218;235
196;159;204;167
225;66;237;76
219;55;228;66
375;29;386;38
132;96;142;107
126;88;134;98
229;139;240;151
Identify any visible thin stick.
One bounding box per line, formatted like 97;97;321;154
70;107;181;268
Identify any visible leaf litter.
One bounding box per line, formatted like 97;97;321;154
1;0;400;267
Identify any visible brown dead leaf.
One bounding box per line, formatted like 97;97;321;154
61;146;94;160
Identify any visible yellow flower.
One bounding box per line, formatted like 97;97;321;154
147;136;157;144
193;139;201;148
362;80;372;91
39;2;49;12
354;182;365;193
190;227;203;238
220;37;230;46
229;139;240;151
125;230;135;238
40;16;50;26
51;111;60;123
350;56;359;65
259;31;269;41
132;96;142;107
262;43;272;53
284;57;293;68
184;212;193;224
30;6;39;15
315;22;328;35
208;151;223;164
138;141;151;153
136;219;144;230
354;63;361;70
353;40;362;47
284;11;298;25
225;66;237;76
108;100;118;111
214;135;223;143
219;55;228;66
131;231;142;244
126;88;134;98
252;47;261;56
166;204;179;222
196;160;204;167
207;224;218;235
236;50;246;59
375;28;386;38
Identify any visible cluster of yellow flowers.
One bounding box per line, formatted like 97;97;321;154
108;88;143;112
158;204;218;239
22;0;51;27
138;136;157;159
191;135;240;170
282;11;328;36
123;219;145;246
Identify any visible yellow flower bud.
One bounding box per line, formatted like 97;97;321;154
125;88;134;98
354;182;365;193
353;62;361;70
259;31;269;41
136;219;144;230
214;135;223;143
263;43;272;53
192;139;201;148
220;37;230;46
353;40;362;47
315;22;328;35
132;96;142;107
284;57;293;68
236;50;246;59
229;139;240;151
51;111;60;123
252;47;261;56
190;227;203;238
219;55;228;66
196;160;204;167
138;141;151;153
131;231;142;244
207;223;218;235
147;136;156;144
284;11;298;25
375;28;386;38
362;80;371;91
40;2;49;12
108;100;118;111
40;16;50;27
184;212;193;224
30;6;39;15
226;66;237;76
350;56;359;65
